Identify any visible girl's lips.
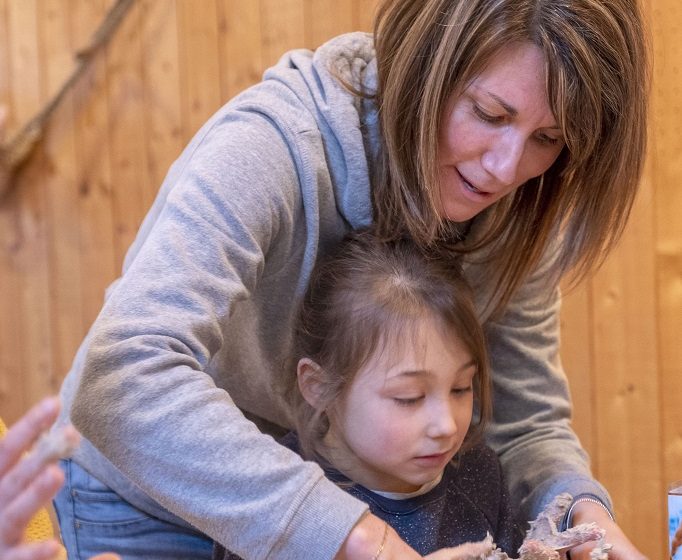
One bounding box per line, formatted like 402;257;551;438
413;451;451;467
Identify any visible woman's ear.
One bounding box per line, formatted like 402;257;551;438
297;358;326;409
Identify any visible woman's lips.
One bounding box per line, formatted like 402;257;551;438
457;169;492;197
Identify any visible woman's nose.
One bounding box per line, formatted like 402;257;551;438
481;132;525;186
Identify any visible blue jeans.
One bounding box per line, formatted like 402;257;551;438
53;459;213;560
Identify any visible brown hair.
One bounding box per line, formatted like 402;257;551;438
289;229;491;462
371;0;649;318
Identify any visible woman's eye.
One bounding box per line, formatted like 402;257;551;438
473;104;503;124
536;133;560;146
393;396;423;407
451;386;472;396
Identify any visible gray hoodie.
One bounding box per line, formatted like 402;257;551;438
59;32;609;560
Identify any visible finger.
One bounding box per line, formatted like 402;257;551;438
33;425;80;465
0;464;63;545
90;555;122;560
566;542;594;560
1;539;62;560
0;424;77;510
0;397;60;476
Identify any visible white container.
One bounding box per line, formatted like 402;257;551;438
669;481;682;559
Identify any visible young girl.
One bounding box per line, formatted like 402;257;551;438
214;230;523;559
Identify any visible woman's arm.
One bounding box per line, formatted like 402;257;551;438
68;106;372;559
470;239;645;557
470;238;609;521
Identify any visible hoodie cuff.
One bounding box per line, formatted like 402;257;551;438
268;474;369;560
560;492;615;531
526;473;613;522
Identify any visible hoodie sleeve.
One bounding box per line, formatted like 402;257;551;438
482;241;612;524
70;107;368;560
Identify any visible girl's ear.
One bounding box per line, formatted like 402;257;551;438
297;358;326;409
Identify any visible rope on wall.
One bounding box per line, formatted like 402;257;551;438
0;0;136;201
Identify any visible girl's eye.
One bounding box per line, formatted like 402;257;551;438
451;386;472;396
393;396;423;407
473;104;503;124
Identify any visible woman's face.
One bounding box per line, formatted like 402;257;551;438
437;42;565;222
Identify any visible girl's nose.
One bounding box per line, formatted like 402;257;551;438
481;132;525;186
426;402;457;439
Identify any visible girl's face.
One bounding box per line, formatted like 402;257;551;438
325;318;475;493
437;41;565;222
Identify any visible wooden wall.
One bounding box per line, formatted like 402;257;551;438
0;1;678;556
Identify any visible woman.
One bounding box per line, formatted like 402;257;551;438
53;0;649;559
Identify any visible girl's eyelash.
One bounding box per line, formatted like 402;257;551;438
393;396;423;406
451;386;473;395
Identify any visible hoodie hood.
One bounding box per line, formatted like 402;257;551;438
261;32;378;229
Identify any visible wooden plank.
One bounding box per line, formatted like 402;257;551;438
3;0;53;423
646;0;682;554
0;0;11;130
104;0;150;270
70;0;118;330
352;0;378;32
648;0;682;462
139;0;183;191
0;0;22;419
259;0;305;68
217;0;263;100
590;180;662;557
177;0;222;140
559;282;597;464
304;0;353;48
7;1;41;125
0;191;24;423
39;0;84;388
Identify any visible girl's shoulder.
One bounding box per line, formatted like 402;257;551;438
457;443;502;474
447;444;523;551
448;443;505;502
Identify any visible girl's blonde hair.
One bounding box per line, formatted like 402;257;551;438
372;0;649;318
289;230;491;462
